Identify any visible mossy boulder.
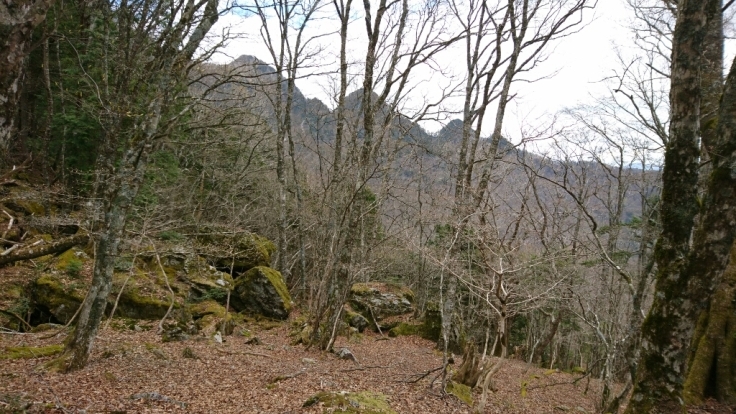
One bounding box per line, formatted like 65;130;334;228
183;256;233;304
349;283;414;325
113;287;173;320
0;282;28;330
447;381;473;406
192;229;275;272
344;308;369;333
231;266;292;320
302;391;396;413
30;275;85;324
189;300;233;336
419;302;442;341
0;344;63;360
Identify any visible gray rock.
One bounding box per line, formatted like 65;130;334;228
231;266;292;320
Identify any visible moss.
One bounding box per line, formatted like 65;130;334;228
54;249;87;275
16;200;45;216
253;267;292;313
388;322;421;337
420;303;442;341
302;391;396;413
189;300;226;319
115;287;174;320
233;266;292;320
0;344;63;360
31;275;85;323
447;381;473;406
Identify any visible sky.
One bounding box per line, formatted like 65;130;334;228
208;1;646;141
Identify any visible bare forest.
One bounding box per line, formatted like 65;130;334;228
1;0;735;412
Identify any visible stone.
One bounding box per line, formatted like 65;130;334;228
30;274;85;324
231;266;292;320
344;308;369;333
348;282;414;325
190;228;276;272
302;391;396;413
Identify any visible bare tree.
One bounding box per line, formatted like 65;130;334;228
52;0;224;372
0;0;56;155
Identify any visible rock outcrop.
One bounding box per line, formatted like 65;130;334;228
231;266;292;320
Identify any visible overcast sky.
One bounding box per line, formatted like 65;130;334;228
210;1;650;140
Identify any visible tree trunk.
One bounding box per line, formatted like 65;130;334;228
683;242;736;404
57;139;152;371
0;0;56;154
627;0;736;411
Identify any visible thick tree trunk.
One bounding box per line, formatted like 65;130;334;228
627;1;736;411
681;1;734;405
683;242;736;404
0;0;56;154
625;0;710;411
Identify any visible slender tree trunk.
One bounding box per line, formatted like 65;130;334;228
0;0;56;155
58;137;153;371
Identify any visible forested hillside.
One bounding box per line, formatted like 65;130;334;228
1;0;736;412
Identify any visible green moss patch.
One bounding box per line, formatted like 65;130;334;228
31;275;85;324
302;391;396;413
232;266;292;320
446;381;473;406
0;344;63;360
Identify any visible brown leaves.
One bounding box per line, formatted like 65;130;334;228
0;322;603;413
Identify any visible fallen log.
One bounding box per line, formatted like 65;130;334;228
0;233;89;267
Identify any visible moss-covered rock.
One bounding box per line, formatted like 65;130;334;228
0;282;28;331
189;300;233;336
419;302;442;341
183;256;233;304
302;391;396;413
231;266;292;320
30;275;85;324
114;287;173;320
446;381;473;406
388;322;421;337
349;283;414;326
344;308;369;333
192;229;275;272
54;248;89;272
0;344;63;360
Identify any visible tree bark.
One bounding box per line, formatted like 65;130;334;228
0;233;88;266
627;0;736;411
0;0;56;155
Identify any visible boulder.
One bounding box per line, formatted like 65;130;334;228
189;300;233;336
192;229;275;272
183;256;233;304
302;391;397;413
349;282;414;324
30;275;85;324
344;308;369;333
231;266;292;320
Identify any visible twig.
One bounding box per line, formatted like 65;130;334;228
0;244;20;256
130;392;187;409
0;309;32;331
340;364;391;372
368;305;384;337
2;209;14;239
269;369;306;383
400;366;443;383
147;240;175;334
106;249;138;329
213;347;273;358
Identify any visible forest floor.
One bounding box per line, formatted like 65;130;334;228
0;318;732;414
